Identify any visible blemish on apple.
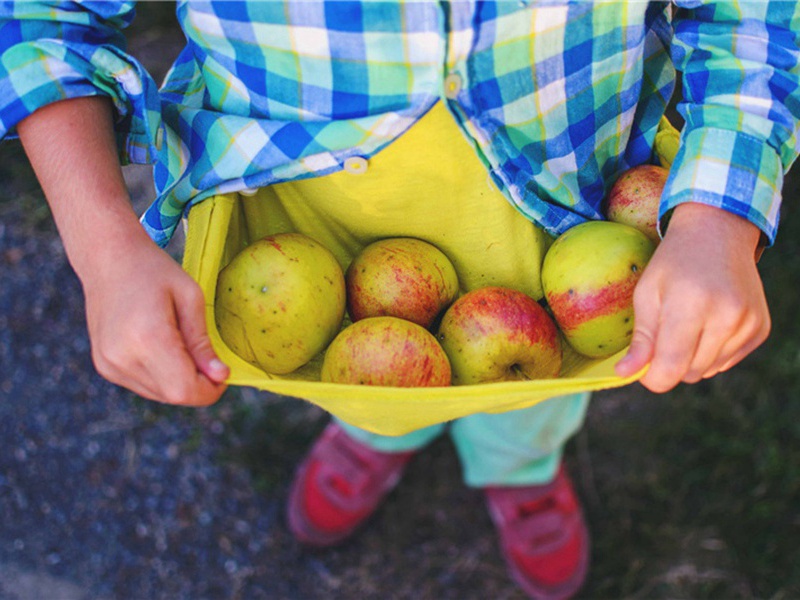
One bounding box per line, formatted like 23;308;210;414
541;221;655;358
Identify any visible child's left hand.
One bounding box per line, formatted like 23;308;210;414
615;202;771;392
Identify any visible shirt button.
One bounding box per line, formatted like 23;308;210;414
240;187;259;196
444;73;462;99
155;126;164;151
343;156;368;175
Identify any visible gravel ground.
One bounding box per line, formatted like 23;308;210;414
0;15;538;600
1;148;542;600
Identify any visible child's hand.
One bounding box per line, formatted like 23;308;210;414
17;97;228;406
615;203;770;393
82;242;230;406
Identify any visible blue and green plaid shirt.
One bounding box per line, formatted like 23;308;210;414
1;1;799;248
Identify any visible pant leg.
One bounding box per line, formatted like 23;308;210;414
335;417;446;453
450;392;591;488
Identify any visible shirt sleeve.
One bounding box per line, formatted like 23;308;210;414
0;0;163;164
665;1;800;244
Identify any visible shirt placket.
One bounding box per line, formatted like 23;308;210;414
440;1;475;108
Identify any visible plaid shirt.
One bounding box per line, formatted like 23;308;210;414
1;1;798;248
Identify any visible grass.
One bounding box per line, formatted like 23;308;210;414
580;183;800;598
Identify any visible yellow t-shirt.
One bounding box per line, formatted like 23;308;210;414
240;101;551;300
183;102;643;436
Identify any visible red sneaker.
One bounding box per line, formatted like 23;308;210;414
286;423;414;547
484;466;590;600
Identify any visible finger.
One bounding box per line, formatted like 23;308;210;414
615;327;656;378
681;312;746;383
615;281;660;378
639;304;703;393
138;296;226;407
702;317;771;379
97;359;163;402
102;327;224;407
89;331;164;400
178;371;227;407
144;330;229;407
710;339;761;377
681;328;726;384
126;373;223;407
142;336;226;406
696;297;770;380
174;280;230;384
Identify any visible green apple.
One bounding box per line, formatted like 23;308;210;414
436;287;562;385
605;164;668;244
321;316;451;387
541;221;656;359
215;232;346;374
346;237;459;329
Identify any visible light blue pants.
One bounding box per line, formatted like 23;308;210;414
336;392;590;488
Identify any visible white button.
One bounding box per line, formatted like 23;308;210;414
240;187;259;196
155;126;164;151
343;156;368;175
444;73;462;99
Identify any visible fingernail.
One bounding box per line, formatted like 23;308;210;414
208;358;228;377
615;355;632;375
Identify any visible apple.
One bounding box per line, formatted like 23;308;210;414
214;232;346;374
541;221;656;359
345;237;459;329
605;164;668;244
436;287;562;385
320;316;451;387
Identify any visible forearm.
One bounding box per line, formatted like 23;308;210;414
17;95;228;404
16;96;153;283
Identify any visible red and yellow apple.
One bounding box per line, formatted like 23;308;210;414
436;287;562;385
605;164;668;244
214;232;346;374
541;221;656;359
321;316;451;387
345;237;459;329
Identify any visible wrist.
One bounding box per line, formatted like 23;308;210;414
71;213;157;284
665;203;763;260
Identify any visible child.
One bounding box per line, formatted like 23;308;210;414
3;2;797;598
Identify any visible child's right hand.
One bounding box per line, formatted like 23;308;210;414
81;240;230;406
17;97;228;407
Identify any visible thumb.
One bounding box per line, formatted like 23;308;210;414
175;281;230;384
615;327;655;378
615;294;658;379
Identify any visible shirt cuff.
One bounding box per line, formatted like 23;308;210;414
0;40;162;165
659;126;783;245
